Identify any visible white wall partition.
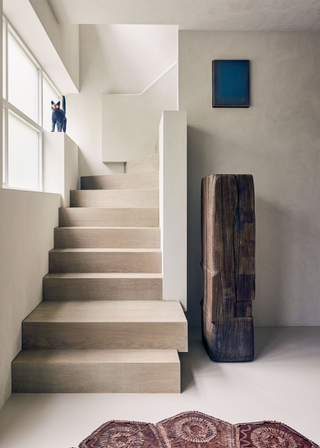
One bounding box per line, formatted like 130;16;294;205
102;63;178;163
43;133;79;207
0;188;60;410
159;111;187;310
66;24;177;177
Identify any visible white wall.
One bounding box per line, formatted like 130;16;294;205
102;64;178;162
0;189;60;409
29;0;80;91
43;133;79;207
179;31;320;326
159;111;187;309
4;0;79;93
67;25;178;176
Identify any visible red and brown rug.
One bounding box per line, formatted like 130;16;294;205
78;411;319;448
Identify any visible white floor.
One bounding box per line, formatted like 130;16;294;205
0;326;319;448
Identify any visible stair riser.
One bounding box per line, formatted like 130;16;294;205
54;228;160;249
49;252;162;273
125;154;159;174
12;363;180;393
81;172;159;190
43;278;163;301
22;322;188;351
59;208;159;227
70;190;158;208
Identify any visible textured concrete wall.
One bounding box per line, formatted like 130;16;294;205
179;31;320;326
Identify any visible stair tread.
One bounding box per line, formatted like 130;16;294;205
59;207;159;227
44;273;163;279
81;172;159;190
125;153;159;174
55;226;160;230
43;273;163;301
127;153;158;162
70;189;159;208
71;188;158;192
81;172;152;178
13;349;179;364
81;173;157;179
24;300;187;323
50;248;161;253
61;207;159;211
54;226;161;249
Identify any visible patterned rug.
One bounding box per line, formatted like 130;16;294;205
78;411;319;448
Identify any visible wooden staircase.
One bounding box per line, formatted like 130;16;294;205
12;153;188;393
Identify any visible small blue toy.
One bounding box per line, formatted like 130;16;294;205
51;96;67;132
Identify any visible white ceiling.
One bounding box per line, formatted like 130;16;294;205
48;0;320;31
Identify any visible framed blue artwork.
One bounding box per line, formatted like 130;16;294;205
213;60;250;108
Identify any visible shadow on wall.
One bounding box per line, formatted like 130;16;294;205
185;125;290;328
255;197;286;326
256;196;320;326
80;26;105;91
186;126;217;327
78;151;91;178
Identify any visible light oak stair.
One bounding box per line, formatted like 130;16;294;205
12;349;180;393
43;273;163;301
49;248;162;273
22;300;187;351
59;207;159;227
70;189;158;208
12;153;187;394
81;172;159;190
54;227;160;248
125;153;159;174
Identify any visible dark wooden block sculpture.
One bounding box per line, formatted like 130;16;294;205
201;174;255;362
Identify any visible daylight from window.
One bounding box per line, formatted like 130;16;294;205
8;113;39;190
2;16;61;191
8;33;38;122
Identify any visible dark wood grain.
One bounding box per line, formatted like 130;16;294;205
201;174;255;362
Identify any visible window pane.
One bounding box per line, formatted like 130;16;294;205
8;113;39;190
3;18;6;100
3;108;6;184
8;32;38;122
43;76;60;132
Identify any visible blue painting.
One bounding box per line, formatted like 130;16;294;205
213;60;250;108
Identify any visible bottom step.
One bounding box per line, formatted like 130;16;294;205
12;349;180;393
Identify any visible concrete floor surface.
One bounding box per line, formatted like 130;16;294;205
0;326;319;448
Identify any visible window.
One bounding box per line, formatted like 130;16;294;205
8;113;40;190
8;32;39;122
2;16;61;191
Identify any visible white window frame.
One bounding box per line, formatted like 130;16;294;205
2;15;62;191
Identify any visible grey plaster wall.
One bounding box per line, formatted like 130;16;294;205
179;31;320;326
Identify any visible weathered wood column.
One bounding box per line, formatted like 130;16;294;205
201;174;255;362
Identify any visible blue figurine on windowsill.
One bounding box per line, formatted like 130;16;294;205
51;95;67;132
